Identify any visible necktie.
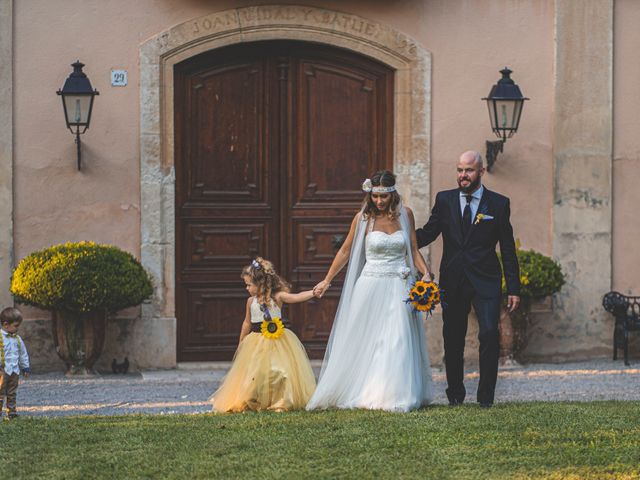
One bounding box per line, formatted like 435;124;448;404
462;194;472;237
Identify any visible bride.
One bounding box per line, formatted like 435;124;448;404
307;170;434;412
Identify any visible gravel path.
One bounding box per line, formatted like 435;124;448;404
14;359;640;417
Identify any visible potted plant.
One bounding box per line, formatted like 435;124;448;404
499;247;565;364
10;241;153;374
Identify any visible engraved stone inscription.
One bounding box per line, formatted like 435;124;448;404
157;6;418;62
191;12;238;35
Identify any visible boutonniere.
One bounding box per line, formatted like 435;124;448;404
474;213;494;225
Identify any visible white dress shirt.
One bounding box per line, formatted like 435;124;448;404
1;329;30;375
459;184;484;225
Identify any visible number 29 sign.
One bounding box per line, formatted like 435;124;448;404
111;70;128;87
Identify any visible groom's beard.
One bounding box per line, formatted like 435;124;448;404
458;176;481;193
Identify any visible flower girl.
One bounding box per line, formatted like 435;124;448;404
210;257;317;412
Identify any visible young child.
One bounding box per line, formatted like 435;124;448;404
210;257;317;413
0;307;30;419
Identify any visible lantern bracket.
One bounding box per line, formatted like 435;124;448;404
486;140;504;172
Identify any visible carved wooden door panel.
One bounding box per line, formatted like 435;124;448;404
283;44;394;358
175;42;393;361
175;44;280;362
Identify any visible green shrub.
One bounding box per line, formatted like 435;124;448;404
11;241;153;313
500;248;565;298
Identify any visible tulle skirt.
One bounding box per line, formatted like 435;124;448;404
306;274;433;412
210;329;316;413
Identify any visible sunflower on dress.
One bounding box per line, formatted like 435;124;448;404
209;258;317;413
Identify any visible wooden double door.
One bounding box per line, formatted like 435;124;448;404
175;41;394;361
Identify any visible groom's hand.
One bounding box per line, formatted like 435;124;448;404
507;295;520;313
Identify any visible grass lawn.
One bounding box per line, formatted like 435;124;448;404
2;402;639;479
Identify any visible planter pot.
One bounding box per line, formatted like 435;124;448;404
499;298;531;366
51;309;107;375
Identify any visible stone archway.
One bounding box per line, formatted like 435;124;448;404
139;5;432;366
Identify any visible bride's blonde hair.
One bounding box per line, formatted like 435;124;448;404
241;257;291;305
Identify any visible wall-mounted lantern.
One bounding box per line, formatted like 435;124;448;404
482;67;528;171
57;61;99;170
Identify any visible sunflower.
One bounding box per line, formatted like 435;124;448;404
413;281;428;295
261;317;285;339
405;280;441;315
414;299;433;312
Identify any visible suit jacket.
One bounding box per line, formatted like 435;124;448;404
416;187;520;299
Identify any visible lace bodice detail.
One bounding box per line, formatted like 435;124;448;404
361;230;411;279
250;298;282;324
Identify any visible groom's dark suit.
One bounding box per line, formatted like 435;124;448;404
416;186;519;405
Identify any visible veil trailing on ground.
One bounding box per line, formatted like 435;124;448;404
317;200;419;381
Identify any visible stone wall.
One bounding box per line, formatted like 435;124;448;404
549;0;613;360
0;0;13;309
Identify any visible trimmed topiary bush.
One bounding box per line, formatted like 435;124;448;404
500;248;565;299
11;241;153;313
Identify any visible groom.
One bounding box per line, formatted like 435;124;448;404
416;150;520;408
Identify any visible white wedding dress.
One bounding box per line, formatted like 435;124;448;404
307;214;433;412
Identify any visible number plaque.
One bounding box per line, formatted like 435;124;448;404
110;70;128;87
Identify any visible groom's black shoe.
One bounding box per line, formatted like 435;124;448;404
479;402;493;409
448;399;463;406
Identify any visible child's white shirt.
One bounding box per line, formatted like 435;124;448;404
1;329;30;375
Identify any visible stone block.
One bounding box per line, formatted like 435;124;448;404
19;314;176;373
96;315;177;371
19;318;66;373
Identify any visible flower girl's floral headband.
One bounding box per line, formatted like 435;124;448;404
251;259;261;270
362;178;396;194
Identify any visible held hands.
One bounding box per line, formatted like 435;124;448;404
421;272;435;282
313;280;331;298
507;295;520;313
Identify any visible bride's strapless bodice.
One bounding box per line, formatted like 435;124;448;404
361;230;410;278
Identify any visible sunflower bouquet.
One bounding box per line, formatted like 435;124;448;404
405;279;441;315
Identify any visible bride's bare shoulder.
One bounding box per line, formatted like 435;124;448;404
403;206;415;218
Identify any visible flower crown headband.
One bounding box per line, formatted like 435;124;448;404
362;178;396;194
251;259;261;270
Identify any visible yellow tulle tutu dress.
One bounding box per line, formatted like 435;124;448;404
210;298;316;412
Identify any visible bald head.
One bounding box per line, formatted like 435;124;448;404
457;150;485;193
459;150;483;168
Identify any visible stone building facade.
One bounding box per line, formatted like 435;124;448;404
0;0;637;370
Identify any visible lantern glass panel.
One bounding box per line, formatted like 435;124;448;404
63;94;93;126
495;100;518;130
511;99;524;131
486;100;498;131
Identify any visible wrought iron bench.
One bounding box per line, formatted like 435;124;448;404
602;291;640;366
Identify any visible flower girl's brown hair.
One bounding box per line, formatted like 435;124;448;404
241;257;291;305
